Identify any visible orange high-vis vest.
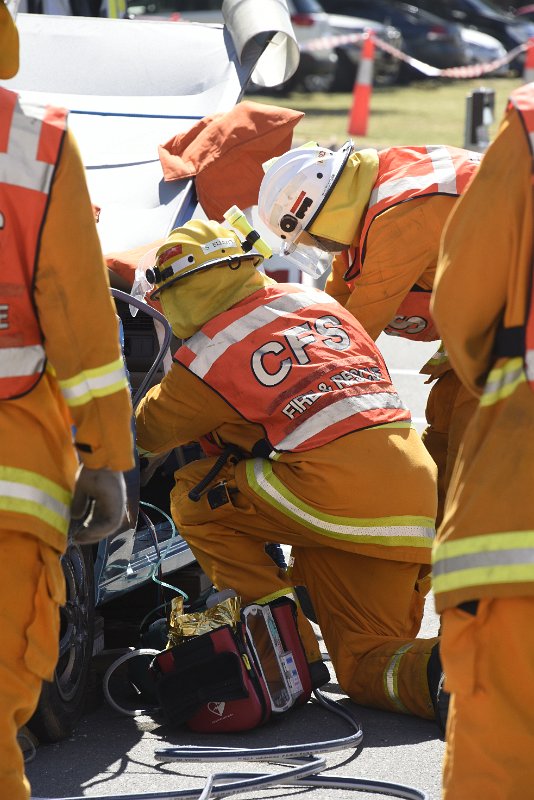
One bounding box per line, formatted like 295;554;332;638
344;145;482;342
0;88;67;399
509;83;534;391
175;284;411;456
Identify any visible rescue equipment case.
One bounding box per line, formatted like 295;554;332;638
151;597;313;733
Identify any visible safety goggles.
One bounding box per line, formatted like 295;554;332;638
129;247;160;317
279;238;336;279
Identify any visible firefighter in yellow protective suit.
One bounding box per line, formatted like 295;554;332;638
0;7;134;799
257;140;482;527
134;218;445;724
431;85;534;799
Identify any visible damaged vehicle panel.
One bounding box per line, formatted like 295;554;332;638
1;0;299;742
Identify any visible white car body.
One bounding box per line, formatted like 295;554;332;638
461;26;509;75
0;0;303;600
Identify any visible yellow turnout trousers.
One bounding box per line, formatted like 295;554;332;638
172;459;439;719
0;532;64;800
421;370;478;527
441;597;534;799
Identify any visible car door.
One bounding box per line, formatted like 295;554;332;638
1;0;300;743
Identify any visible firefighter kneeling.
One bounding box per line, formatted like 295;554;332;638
134;219;445;726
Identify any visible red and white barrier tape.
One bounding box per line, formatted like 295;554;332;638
301;32;529;80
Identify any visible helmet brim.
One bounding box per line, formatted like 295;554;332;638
149;252;262;299
301;140;353;236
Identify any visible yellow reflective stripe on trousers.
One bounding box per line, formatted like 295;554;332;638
371;421;414;430
137;444;156;458
432;530;534;595
58;357;128;408
480;357;525;407
256;587;298;605
424;343;448;367
246;459;434;548
0;465;71;535
383;644;412;713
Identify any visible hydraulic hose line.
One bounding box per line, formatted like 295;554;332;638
156;688;363;763
111;288;173;410
34;689;429;800
102;648;161;718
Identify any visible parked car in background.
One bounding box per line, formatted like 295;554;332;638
127;0;339;93
281;0;339;91
461;26;510;74
515;3;534;19
320;0;470;81
326;12;403;90
395;0;534;73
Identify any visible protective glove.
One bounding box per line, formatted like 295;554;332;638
70;465;127;545
139;451;171;487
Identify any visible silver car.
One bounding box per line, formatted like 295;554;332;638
326;12;403;90
127;0;340;93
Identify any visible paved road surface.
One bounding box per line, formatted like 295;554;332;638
28;334;446;800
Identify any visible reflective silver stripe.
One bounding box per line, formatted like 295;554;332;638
276;392;408;451
250;459;434;542
384;644;412;713
425;344;448;366
0;478;68;518
0;100;55;193
525;348;534;382
483;359;523;397
432;547;534;577
369;146;457;207
0;344;45;378
427;145;457;193
432;531;534;595
59;360;128;404
186;288;336;379
358;58;374;87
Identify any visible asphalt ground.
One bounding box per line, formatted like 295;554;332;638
28;335;446;800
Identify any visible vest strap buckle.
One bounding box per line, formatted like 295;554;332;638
207;481;232;510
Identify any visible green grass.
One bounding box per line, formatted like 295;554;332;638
246;76;521;150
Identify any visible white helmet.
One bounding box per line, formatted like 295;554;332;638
258;140;352;276
258;141;353;278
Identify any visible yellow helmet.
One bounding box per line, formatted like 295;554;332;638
0;2;20;80
146;219;262;300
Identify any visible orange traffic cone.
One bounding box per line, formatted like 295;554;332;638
524;37;534;84
348;30;375;137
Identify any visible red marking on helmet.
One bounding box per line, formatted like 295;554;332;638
158;244;182;265
290;191;307;214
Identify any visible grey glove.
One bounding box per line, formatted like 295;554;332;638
70;465;127;545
